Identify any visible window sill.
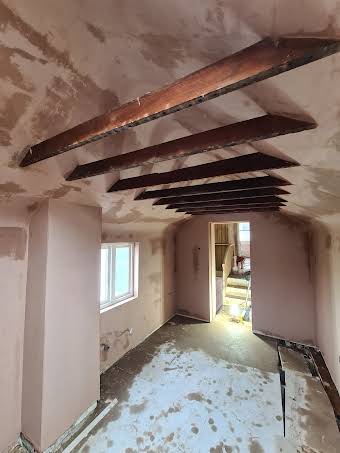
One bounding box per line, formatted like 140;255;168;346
100;294;138;314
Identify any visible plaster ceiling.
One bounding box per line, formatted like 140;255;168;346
1;0;340;231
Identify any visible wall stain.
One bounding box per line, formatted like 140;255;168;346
0;1;94;81
205;5;225;34
137;32;187;71
325;233;332;250
0;227;27;260
153;297;161;306
85;22;106;43
0;44;35;91
0;182;26;197
150;238;162;255
103;207;177;224
327;129;340;153
43;184;82;199
192;245;200;277
0;92;31;145
0;1;129;156
27;202;39;213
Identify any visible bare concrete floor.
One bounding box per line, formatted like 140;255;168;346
67;310;339;453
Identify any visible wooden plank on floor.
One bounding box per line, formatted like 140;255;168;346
247;436;337;452
310;348;340;426
109;153;297;192
278;346;312;377
66;114;314;180
285;370;340;452
20;37;340;167
154;187;289;205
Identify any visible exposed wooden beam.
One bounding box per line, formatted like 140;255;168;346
170;196;284;210
109;153;297;192
135;175;291;200
179;203;284;212
20;37;339;167
178;204;284;213
66;114;314;180
188;207;281;215
153;187;289;205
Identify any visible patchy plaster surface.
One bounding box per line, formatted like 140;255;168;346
99;225;176;373
0;0;340;228
0;226;26;259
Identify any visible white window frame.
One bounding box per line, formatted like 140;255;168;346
100;242;138;312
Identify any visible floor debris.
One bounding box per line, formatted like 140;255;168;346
60;310;339;452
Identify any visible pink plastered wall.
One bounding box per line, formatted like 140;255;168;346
0;208;29;452
176;212;315;344
22;200;102;451
312;220;340;392
100;224;176;372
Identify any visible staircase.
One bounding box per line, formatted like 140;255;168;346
224;276;251;306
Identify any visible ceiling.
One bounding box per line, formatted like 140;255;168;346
1;0;340;232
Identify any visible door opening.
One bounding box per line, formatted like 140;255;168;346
213;222;252;328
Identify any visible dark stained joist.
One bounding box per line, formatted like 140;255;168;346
20;37;340;167
66;114;314;180
188;207;281;215
168;199;284;210
135;175;291;200
178;203;284;212
177;204;285;213
168;196;284;210
153;187;289;205
109;153;297;192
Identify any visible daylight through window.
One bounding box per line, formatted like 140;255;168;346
100;243;137;310
238;222;250;242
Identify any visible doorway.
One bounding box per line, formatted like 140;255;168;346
213;222;252;327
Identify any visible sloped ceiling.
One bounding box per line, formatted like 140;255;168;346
1;0;340;231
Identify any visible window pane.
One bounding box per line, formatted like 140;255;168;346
239;222;250;231
100;248;109;303
115;246;131;297
239;231;250;242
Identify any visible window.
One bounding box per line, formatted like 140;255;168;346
100;243;138;310
238;222;250;242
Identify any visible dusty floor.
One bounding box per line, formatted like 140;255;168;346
60;310;339;453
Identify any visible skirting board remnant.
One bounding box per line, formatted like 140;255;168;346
20;401;98;452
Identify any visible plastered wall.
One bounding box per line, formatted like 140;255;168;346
176;212;315;344
22;200;102;451
0;208;28;453
312;220;340;392
100;224;176;372
21;203;48;449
